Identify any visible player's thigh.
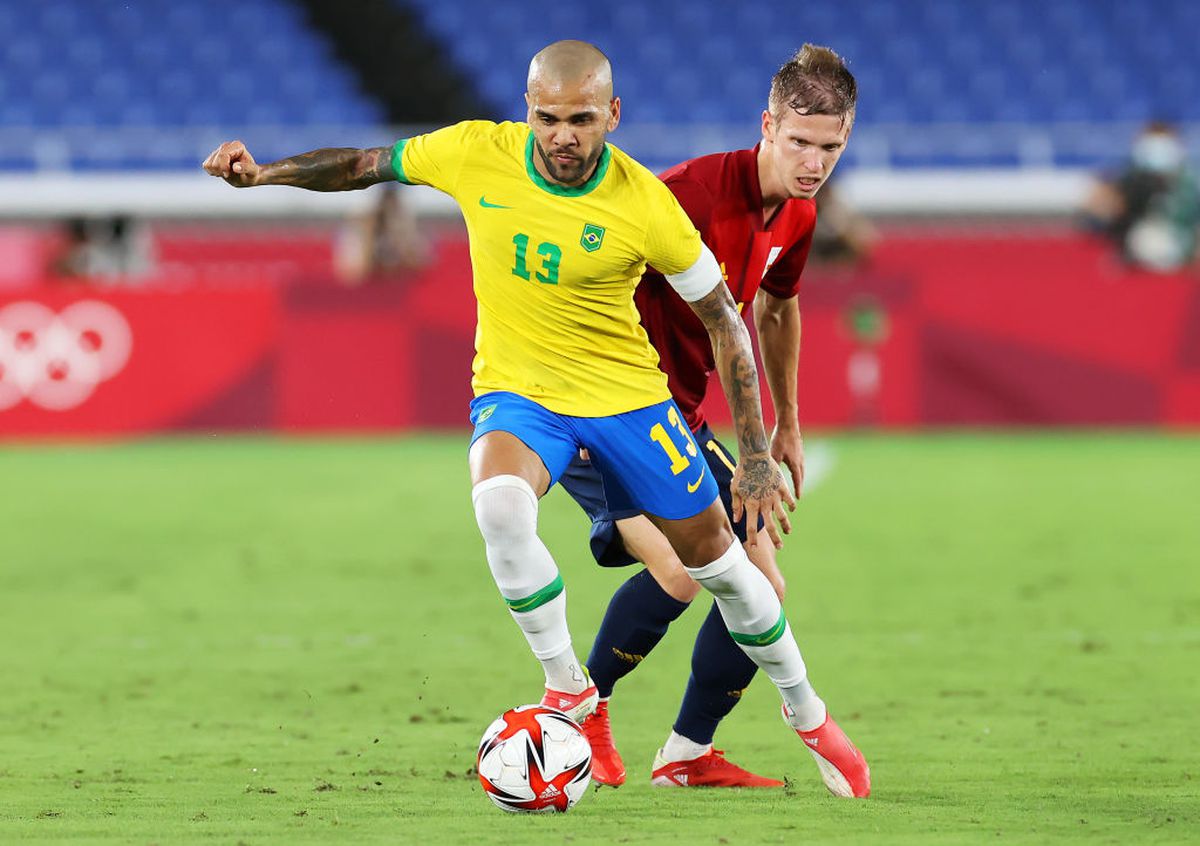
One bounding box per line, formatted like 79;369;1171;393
470;432;551;493
574;398;721;524
645;497;735;567
559;450;704;599
468;392;578;495
613;515;701;603
559;452;641;569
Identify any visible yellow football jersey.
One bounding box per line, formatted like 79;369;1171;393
391;120;703;417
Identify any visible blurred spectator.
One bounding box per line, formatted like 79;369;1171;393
842;295;889;427
1082;122;1199;272
49;216;97;278
49;215;155;282
335;184;430;285
810;178;877;266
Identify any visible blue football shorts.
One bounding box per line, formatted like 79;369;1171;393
559;422;766;567
468;391;720;522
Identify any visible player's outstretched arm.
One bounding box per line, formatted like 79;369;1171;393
754;292;805;497
688;283;796;548
202;141;395;191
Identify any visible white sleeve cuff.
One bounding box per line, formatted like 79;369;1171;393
665;243;722;302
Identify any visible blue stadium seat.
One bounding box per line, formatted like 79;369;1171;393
1;0;1196;171
0;0;381;135
426;0;1200;135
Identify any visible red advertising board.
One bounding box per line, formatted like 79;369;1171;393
1;230;1197;437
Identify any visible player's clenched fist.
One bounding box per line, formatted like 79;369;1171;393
202;140;261;187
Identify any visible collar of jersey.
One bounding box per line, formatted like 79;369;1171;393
524;133;611;197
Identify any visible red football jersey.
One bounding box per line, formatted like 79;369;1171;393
635;147;815;430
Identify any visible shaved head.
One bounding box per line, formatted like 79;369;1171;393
527;40;613;100
524;40;620;187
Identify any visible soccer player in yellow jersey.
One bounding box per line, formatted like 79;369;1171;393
203;40;868;798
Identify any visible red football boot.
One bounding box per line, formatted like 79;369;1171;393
784;705;871;798
580;700;625;786
540;673;599;725
650;748;785;788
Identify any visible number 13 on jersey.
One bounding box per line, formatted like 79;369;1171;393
512;233;561;285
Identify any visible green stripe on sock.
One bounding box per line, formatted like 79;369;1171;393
729;609;788;647
505;575;564;613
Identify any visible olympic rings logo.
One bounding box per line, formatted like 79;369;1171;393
0;300;132;412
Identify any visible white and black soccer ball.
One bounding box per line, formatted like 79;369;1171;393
476;704;592;813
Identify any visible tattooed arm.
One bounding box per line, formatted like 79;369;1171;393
202;140;395;191
687;281;796;547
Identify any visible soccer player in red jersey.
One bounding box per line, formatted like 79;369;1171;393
559;45;869;795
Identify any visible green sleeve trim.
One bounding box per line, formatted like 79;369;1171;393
729;609;788;647
391;139;413;185
505;575;565;613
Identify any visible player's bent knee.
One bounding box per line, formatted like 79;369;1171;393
652;564;702;604
472;474;539;545
649;501;734;567
683;531;737;569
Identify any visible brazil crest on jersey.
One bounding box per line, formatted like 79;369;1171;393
392;121;704;417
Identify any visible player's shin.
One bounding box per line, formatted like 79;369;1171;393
688;540;826;730
672;602;759;745
586;569;689;697
472;475;588;695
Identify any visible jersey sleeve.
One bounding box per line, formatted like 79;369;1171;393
391;121;480;196
642;179;704;276
759;230;813;299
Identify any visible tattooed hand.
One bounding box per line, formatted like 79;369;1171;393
732;451;796;549
202;142;395;192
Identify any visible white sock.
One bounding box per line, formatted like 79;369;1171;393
690;540;823;715
539;639;588;692
472;475;586;694
661;730;712;763
781;679;827;732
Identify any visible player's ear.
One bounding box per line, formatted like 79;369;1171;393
608;96;621;132
761;109;774;143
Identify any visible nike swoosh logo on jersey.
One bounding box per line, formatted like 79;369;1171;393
687;465;707;493
479;196;513;209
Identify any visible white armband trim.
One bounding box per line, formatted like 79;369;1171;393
665;243;722;302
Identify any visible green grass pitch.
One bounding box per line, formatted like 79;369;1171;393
1;432;1197;844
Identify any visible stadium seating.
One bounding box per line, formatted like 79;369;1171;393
405;0;1199;126
0;0;1195;170
0;0;383;169
403;0;1199;167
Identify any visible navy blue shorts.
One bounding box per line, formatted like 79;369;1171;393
559;422;764;568
469;391;720;521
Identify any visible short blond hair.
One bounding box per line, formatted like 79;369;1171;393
769;44;857;126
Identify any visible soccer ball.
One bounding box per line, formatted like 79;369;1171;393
476;704;592;813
